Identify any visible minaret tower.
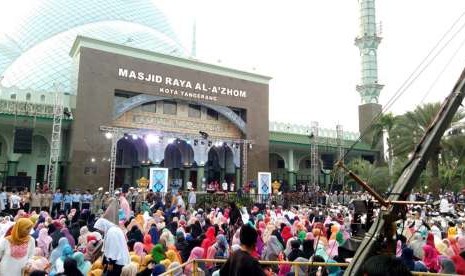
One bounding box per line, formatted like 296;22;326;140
355;0;384;138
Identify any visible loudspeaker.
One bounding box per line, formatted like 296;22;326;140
13;128;33;154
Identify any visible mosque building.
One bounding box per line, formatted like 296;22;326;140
0;0;378;192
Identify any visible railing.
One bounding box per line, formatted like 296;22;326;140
159;258;460;276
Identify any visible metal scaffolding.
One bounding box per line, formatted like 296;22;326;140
336;124;345;186
47;86;63;191
311;121;319;186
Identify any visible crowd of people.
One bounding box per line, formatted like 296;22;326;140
0;185;464;276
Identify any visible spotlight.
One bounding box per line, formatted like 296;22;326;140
145;134;159;144
91;157;96;163
124;133;129;139
131;134;138;140
168;138;175;144
105;132;113;139
186;139;191;144
249;143;253;149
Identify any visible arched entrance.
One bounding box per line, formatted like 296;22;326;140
205;145;234;184
115;136;148;188
161;139;197;190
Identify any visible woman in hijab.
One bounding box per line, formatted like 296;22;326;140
143;234;153;254
281;226;292;245
60;257;83;276
439;256;456;274
37;228;53;258
61;228;76;248
409;232;426;260
148;223;159;245
78;226;90;247
84;239;102;263
151;244;166;264
54;244;74;274
0;218;35;275
174;231;188;262
121;262;138;276
327;239;339;260
302;239;314;259
50;237;70;266
49;222;64;249
201;226;216;258
127;225;143;243
152;264;166;276
103;198;120;225
184;247;204;276
165;249;181;264
423;244;440;273
94;217;130;276
272;228;285;249
73;251;91;275
262;235;283;261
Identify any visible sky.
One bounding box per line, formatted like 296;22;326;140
159;0;465;132
2;0;465;133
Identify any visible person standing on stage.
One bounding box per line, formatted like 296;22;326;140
51;189;63;218
43;190;52;213
22;188;31;212
81;189;93;210
0;188;7;214
188;188;196;210
222;180;228;193
63;190;72;214
92;188;103;213
10;190;22;215
72;190;81;211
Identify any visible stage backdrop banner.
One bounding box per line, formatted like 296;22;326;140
258;172;272;195
150;167;168;193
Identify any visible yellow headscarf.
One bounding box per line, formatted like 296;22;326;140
7;218;33;245
166;250;181;263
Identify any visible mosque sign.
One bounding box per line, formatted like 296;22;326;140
117;67;248;102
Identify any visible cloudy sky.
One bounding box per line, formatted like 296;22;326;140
2;1;465;133
159;0;465;132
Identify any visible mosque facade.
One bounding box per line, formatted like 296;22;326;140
0;0;378;192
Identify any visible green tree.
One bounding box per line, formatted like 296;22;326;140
346;158;390;194
390;102;464;194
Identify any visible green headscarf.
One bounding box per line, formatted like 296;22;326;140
297;231;307;242
152;244;166;264
336;231;345;246
73;252;91;276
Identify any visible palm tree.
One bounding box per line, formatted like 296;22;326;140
390;102;464;193
369;112;396;185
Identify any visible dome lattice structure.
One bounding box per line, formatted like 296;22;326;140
0;0;187;93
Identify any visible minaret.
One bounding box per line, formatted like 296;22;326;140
355;0;384;139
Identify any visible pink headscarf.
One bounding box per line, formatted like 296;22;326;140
185;247;204;275
327;240;339;259
423;244;440;272
37;228;52;257
133;242;146;258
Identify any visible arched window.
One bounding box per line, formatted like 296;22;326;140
10;94;16;100
26;93;31;101
40;95;45;102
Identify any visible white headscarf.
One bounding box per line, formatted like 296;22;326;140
94;218;130;266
